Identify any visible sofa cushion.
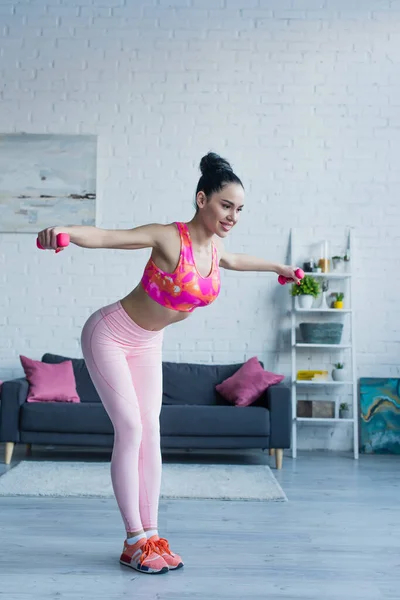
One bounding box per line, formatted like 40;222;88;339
160;405;270;437
216;356;284;407
42;353;101;403
20;355;80;403
20;402;113;434
162;362;260;406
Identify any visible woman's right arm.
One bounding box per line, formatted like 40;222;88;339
37;223;166;250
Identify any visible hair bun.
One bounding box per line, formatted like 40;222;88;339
200;152;232;176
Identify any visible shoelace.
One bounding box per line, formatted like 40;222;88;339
154;537;173;556
139;540;158;564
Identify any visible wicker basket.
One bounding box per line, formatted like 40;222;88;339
299;322;343;344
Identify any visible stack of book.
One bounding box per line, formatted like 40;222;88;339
297;370;329;382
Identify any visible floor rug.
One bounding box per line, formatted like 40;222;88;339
0;461;287;501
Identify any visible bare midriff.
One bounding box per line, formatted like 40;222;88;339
120;283;191;332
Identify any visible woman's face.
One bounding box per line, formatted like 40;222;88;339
197;183;245;237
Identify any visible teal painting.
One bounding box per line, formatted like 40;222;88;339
360;378;400;454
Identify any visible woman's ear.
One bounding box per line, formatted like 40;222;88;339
196;191;207;210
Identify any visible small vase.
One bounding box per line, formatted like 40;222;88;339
298;295;314;309
339;409;350;419
319;291;329;310
333;301;344;309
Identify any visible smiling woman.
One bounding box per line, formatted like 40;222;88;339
193;153;245;241
35;151;301;574
194;152;244;210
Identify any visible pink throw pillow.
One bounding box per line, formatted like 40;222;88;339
20;355;80;403
216;356;284;407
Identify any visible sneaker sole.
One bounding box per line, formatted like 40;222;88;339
168;562;184;570
120;559;168;574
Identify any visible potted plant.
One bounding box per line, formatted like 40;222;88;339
339;402;350;419
332;362;347;381
331;292;344;309
291;274;321;309
332;255;343;272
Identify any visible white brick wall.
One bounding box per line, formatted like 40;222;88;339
1;0;399;450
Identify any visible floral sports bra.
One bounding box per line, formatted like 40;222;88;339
141;222;221;313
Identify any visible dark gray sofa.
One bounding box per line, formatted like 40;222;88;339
0;353;291;469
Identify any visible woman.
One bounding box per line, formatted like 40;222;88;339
37;152;301;575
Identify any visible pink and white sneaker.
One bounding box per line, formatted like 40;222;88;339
149;535;184;570
120;538;169;574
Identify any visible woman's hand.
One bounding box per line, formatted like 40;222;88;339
37;226;67;251
277;264;302;285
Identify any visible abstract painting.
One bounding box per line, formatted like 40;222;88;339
0;133;96;232
359;378;400;454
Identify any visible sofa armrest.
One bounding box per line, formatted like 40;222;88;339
0;378;29;442
255;384;291;449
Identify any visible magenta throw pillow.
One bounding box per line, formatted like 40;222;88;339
215;356;284;407
20;355;80;403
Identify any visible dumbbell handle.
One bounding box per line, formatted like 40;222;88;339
278;268;305;285
36;232;70;253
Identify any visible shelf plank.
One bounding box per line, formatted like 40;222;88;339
295;417;354;423
295;380;354;386
294;343;351;348
295;308;352;313
306;272;352;278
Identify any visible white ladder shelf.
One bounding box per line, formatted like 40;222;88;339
289;228;359;459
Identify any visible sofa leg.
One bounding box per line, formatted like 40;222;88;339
26;444;32;457
269;448;275;456
5;442;15;465
275;449;283;470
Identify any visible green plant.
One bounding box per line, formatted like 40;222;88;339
334;363;344;369
332;255;343;260
340;402;349;411
290;275;321;298
332;292;344;302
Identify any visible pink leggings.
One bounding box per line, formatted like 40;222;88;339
80;301;164;533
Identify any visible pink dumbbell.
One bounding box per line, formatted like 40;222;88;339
278;268;305;285
36;232;70;254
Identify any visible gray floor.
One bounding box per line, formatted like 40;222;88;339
0;444;399;600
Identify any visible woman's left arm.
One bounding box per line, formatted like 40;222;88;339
215;239;301;283
222;252;281;272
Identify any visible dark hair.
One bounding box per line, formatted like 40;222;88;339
195;152;243;210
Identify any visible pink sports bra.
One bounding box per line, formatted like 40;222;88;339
141;222;221;313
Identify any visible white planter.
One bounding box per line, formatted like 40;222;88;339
298;295;314;309
332;369;347;381
339;409;351;419
332;259;344;272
